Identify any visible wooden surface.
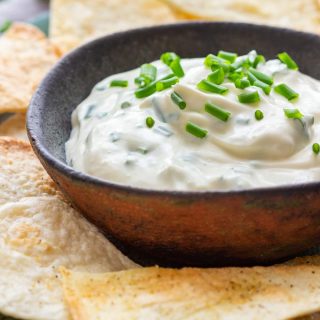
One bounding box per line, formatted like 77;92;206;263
0;0;48;23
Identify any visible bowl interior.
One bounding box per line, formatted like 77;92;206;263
28;22;320;173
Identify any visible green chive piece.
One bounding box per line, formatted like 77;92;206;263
207;67;225;85
171;91;186;110
110;79;128;87
274;83;299;101
205;102;231;122
121;101;132;109
197;80;228;95
278;52;298;70
228;69;244;82
235;78;250;89
284;108;304;119
312;143;320;155
218;50;238;63
248;71;258;85
255;110;264;121
238;91;260;104
135;82;156;98
0;20;11;33
161;52;179;66
156;76;179;91
253;79;271;95
185;122;208;139
146;116;155;128
249;67;273;85
211;61;230;73
170;59;185;77
252;55;265;68
135;64;157;87
230;57;246;72
204;54;227;67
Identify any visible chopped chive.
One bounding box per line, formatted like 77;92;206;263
218;50;238;63
0;20;11;33
110;79;128;87
197;79;228;95
205;102;231;122
161;73;175;80
249;67;273;85
169;59;184;78
204;54;228;68
252;55;265;68
235;78;250;89
230;57;246;72
255;109;264;121
185;122;208;139
284;108;304;119
312;143;320;155
278;52;298;70
211;61;230;74
135;64;157;87
146;116;155;128
228;71;244;82
248;71;258;85
207;67;224;85
171;91;186;110
238;91;260;104
161;52;179;66
156;76;179;91
274;83;299;101
121;101;132;109
135;82;156;98
253;79;271;95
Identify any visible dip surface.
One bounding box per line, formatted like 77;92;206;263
65;52;320;190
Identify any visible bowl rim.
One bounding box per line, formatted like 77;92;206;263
27;21;320;198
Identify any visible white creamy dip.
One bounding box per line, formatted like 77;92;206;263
65;51;320;190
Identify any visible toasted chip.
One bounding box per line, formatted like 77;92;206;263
61;265;320;320
0;113;27;141
50;0;179;53
0;23;61;113
0;138;138;320
163;0;320;33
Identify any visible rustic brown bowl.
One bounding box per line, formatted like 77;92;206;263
27;22;320;267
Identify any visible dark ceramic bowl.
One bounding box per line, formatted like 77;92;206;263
27;22;320;267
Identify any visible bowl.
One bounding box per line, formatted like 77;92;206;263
27;22;320;267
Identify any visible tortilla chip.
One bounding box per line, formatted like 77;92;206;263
0;23;61;113
50;0;180;53
163;0;320;34
61;265;320;320
0;113;27;141
0;138;138;320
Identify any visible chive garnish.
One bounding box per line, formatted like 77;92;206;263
156;76;179;91
274;83;299;101
0;20;11;33
248;71;258;85
253;79;271;95
278;52;298;70
218;50;237;63
255;110;264;121
207;67;224;85
238;91;260;104
121;101;132;109
205;102;231;122
170;59;185;78
110;79;128;87
135;64;157;87
161;52;179;66
171;92;186;110
248;67;273;85
235;78;250;89
252;55;265;68
283;108;304;119
228;71;244;83
204;54;227;68
146;116;155;128
135;82;156;98
185;122;208;139
197;79;228;95
312;143;320;155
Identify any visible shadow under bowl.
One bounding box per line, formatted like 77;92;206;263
27;22;320;267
